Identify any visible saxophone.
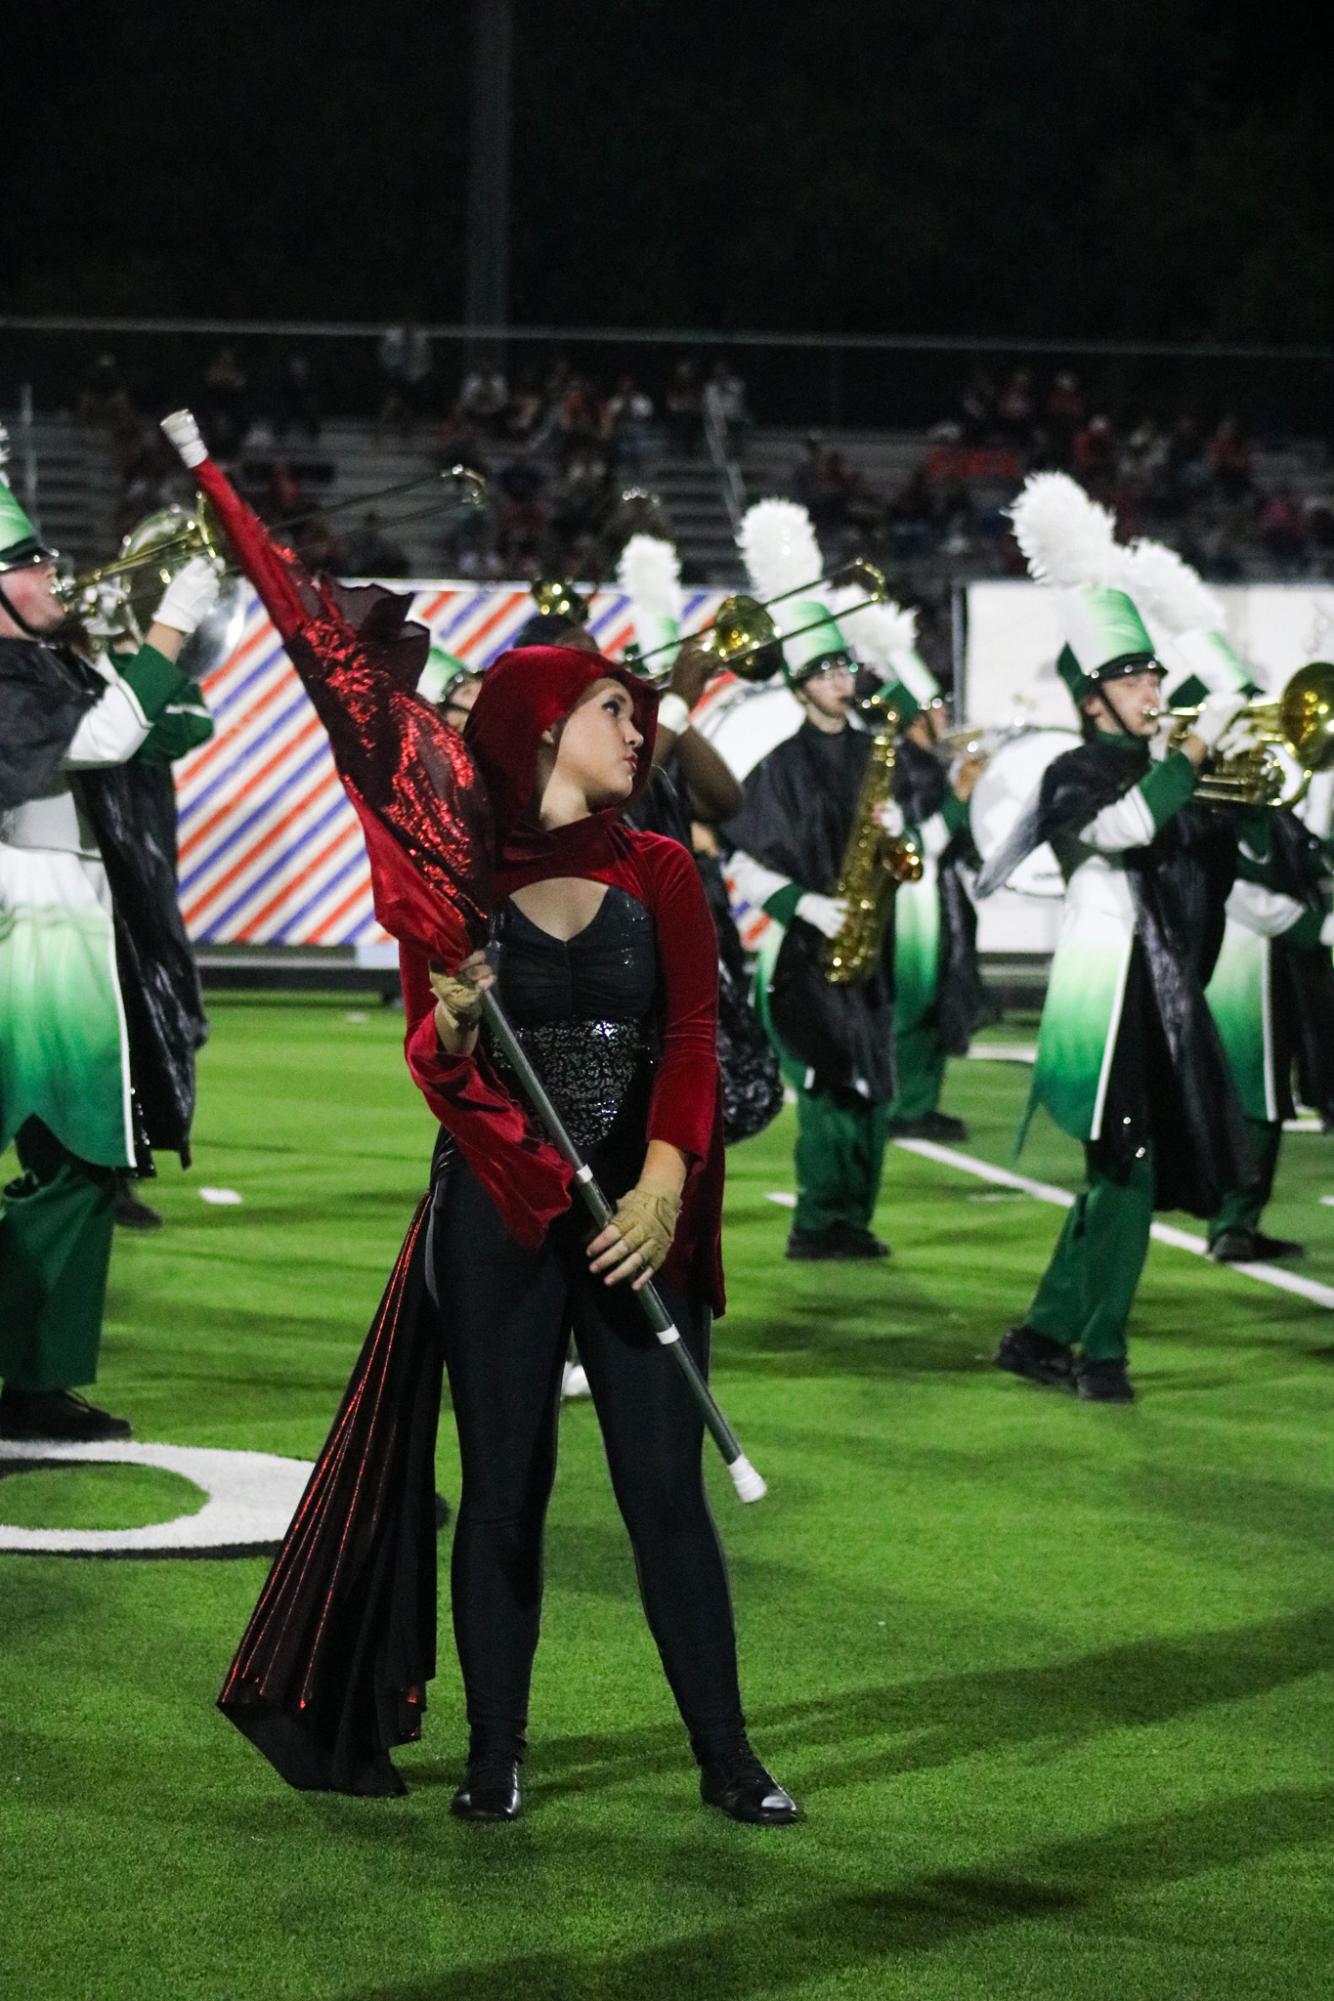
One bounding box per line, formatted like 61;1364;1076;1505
823;715;923;985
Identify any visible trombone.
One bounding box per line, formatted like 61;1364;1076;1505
1155;661;1334;807
55;465;488;637
630;557;891;687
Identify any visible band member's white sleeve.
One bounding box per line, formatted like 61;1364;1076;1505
1076;785;1157;854
63;676;154;769
1225;877;1308;939
728;850;793;912
916;809;952;861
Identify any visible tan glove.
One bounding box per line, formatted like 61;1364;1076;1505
429;966;486;1031
591;1179;682;1284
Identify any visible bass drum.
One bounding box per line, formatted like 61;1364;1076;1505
970;726;1081;898
692;672;804;783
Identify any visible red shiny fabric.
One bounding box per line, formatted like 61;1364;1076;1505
218;1199;443;1794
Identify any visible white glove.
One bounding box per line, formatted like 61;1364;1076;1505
1191;690;1249;753
153;556;222;636
161;408;208;468
1320;911;1334;948
795;892;848;939
876;800;906;839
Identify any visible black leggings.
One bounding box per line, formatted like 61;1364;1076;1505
428;1154;745;1763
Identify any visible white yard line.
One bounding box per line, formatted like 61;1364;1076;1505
893;1136;1334;1310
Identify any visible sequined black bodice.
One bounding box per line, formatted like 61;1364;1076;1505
489;888;658;1150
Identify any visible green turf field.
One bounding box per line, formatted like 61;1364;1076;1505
3;996;1332;2001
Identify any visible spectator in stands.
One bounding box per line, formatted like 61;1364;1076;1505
76;353;137;446
606;373;655;475
294;513;348;574
377;321;433;439
1258;491;1308;573
957;368;998;446
1043;372;1085;465
703;360;750;456
1072;411;1119;498
504;368;548;446
459;365;510;437
436;406;488;480
272;353;321;444
996;369;1035;446
266;458;310;519
665;359;703;455
346;511;410;578
1208;414;1255;503
198;346;250;460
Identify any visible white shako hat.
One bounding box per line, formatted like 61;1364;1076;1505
1008;472;1156;705
616;532;683;669
829;585;941;724
1118;537;1259;704
738;498;854;688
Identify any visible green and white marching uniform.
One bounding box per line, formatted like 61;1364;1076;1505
0;637;205;1392
979;482;1244;1367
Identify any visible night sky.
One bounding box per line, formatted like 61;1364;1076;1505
6;1;1329;343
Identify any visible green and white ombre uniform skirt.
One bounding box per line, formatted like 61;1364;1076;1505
0;801;136;1169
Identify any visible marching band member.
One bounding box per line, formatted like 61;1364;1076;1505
980;476;1248;1404
724;502;903;1260
0;459;219;1441
835;591;988;1143
1121;538;1334;1265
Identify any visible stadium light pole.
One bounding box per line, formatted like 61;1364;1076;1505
464;0;513;374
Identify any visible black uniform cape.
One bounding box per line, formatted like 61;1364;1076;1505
979;736;1246;1216
725;720;895;1099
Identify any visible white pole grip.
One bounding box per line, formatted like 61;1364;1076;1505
727;1454;767;1503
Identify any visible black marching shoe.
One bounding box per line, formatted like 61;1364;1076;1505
0;1388;133;1442
890;1110;969;1143
1209;1228;1305;1265
1074;1357;1135;1405
450;1749;523;1821
112;1175;165;1232
786;1223;890;1261
993;1325;1075;1391
700;1745;799;1826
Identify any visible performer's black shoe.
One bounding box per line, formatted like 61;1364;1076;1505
890;1110;969;1142
1209;1228;1305;1264
112;1176;164;1232
700;1745;799;1826
450;1750;523;1821
0;1389;133;1442
1074;1357;1135;1404
993;1325;1075;1390
786;1224;889;1261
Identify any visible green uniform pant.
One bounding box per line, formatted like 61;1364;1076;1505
793;1085;891;1236
1026;1142;1155;1362
0;1119;116;1393
1209;1117;1282;1244
888;1015;947;1124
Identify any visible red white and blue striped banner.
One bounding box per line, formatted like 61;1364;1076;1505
175;581;725;947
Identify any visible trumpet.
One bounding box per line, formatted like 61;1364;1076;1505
1156;661;1334;807
631;557;891;687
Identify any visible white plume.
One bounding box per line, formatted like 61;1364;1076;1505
1119;537;1225;636
738;498;824;620
1007;472;1120;588
828;587;917;675
616;533;682;622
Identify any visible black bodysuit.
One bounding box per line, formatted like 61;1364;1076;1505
427;887;744;1764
